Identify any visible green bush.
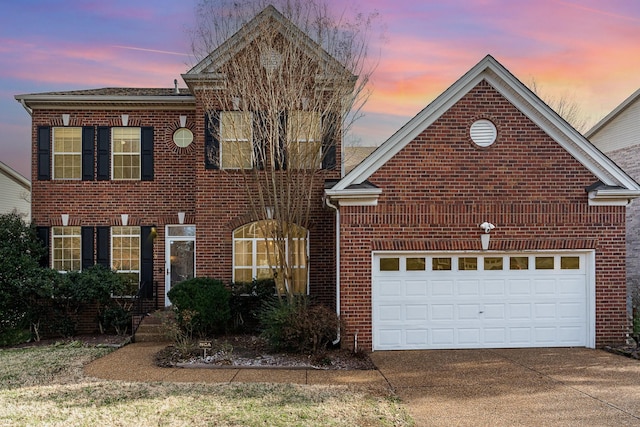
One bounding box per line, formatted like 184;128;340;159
167;278;231;336
259;296;341;354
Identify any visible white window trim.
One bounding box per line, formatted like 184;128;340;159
52;127;82;180
111;127;141;180
111;226;141;296
220;111;253;170
52;226;81;272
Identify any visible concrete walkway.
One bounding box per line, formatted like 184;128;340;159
85;343;640;426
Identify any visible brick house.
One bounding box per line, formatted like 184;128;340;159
15;6;640;351
326;55;640;351
586;89;640;313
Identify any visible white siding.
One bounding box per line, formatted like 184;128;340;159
0;165;31;222
590;97;640;153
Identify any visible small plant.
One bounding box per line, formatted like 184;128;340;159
259;296;341;354
167;278;231;336
160;310;199;358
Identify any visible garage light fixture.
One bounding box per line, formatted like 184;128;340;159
479;222;495;250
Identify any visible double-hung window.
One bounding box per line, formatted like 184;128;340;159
287;111;321;169
221;112;253;169
112;128;141;180
52;226;81;271
53;127;82;179
111;226;141;296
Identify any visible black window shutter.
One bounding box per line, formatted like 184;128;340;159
81;226;94;270
96;226;110;268
140;226;154;298
276;112;287;170
82;126;95;181
322;113;338;170
141;127;154;181
37;126;51;180
97;126;110;180
204;112;220;169
35;226;50;268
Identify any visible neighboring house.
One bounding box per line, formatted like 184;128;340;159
344;146;376;173
586;89;640;310
0;161;31;221
15;6;640;351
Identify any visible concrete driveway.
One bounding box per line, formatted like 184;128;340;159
370;348;640;426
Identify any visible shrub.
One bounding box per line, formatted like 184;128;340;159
229;278;276;333
259;296;341;354
167;278;231;336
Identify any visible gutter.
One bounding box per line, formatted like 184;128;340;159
324;196;341;346
19;99;32;116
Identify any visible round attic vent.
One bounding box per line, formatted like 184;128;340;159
470;119;497;147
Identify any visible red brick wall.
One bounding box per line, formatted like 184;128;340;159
31;104;339;333
339;80;628;351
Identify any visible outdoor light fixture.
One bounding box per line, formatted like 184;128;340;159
479;222;495;250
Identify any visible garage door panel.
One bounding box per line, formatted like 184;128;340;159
458;304;481;320
484;280;505;296
373;252;589;350
431;304;454;320
458;328;481;345
458;280;480;296
406;280;427;296
432;280;454;296
406;304;428;321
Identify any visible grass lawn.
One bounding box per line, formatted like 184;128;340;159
0;342;413;426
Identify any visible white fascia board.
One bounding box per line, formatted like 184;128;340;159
325;187;382;206
587;189;640;206
15;94;195;106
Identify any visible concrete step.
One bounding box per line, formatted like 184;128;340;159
133;311;173;343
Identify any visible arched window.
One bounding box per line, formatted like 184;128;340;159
233;220;308;294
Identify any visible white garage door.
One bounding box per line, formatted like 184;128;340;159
372;252;593;350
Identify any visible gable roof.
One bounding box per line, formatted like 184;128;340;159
585;88;640;139
0;161;30;191
327;55;640;205
183;5;351;79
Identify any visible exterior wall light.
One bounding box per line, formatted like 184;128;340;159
479;222;495;250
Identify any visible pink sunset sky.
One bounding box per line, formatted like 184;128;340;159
1;0;639;178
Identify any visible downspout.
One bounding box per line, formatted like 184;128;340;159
19;99;33;116
325;196;340;345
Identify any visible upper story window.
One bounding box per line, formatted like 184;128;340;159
52;226;81;272
288;111;321;169
52;127;82;179
112;127;141;180
221;112;253;169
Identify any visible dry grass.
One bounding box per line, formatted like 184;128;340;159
0;343;413;426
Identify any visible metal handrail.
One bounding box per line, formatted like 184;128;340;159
130;280;157;336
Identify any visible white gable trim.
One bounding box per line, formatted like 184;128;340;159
332;55;640;196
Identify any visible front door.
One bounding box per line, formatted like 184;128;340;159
165;225;196;306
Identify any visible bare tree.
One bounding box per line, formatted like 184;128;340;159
186;0;378;299
528;78;592;134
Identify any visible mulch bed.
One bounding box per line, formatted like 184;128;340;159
154;334;377;370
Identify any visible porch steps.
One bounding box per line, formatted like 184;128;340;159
133;310;172;343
